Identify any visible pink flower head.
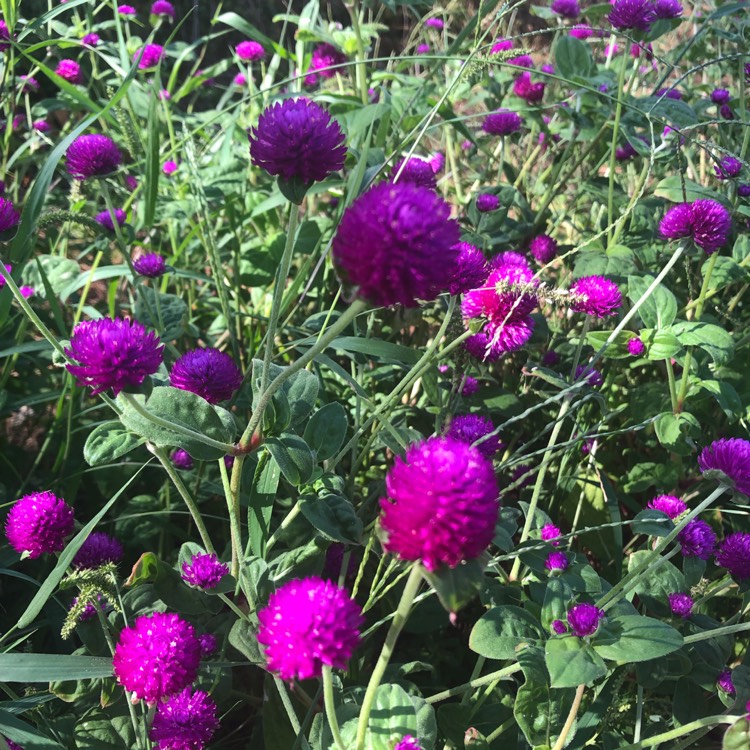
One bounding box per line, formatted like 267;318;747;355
476;193;499;212
569;275;622;317
446;414;503;457
678;519;716;560
698;438;750;495
491;37;513;53
416;44;431;54
33;119;50;133
513;72;545;104
483;108;523;136
567;603;604;637
716;533;750;581
449;242;488;296
257;577;363;680
19;75;39;92
133;252;167;278
135;44;165;69
529;234;557;264
668;592;693;618
654;0;683;18
5;491;75;559
198;633;217;658
627;336;645;356
236;40;264;61
0;20;10;52
181;552;229;589
648;494;687;518
118;4;136;15
394;737;424;750
541;523;562;545
233;72;247;86
113;612;201;703
150;688;219;750
391;156;438;190
608;0;656;30
150;0;176;19
0;197;20;232
569;25;594;38
508;54;534;68
73;532;124;569
461;375;479;395
305;43;347;86
95;208;127;231
55;59;82;84
162;160;178;175
169;348;243;404
714;156;743;180
717;669;735;695
81;32;100;47
546;551;569;572
551;0;580;18
170;448;193;471
425;18;444;29
66;134;121;180
430;152;445;173
379;436;500;571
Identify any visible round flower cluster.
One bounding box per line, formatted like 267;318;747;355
551;0;580;18
390;157;438;190
305;43;347;86
181;552;229;590
608;0;657;31
476;193;499;212
0;197;20;232
135;44;166;69
151;0;176;18
169;348;243;404
257;577;363;680
133;252;167;278
716;533;750;581
483;109;523;136
56;59;82;84
394;737;424;750
236;40;264;61
546;551;569;572
698;438;750;495
95;208;127;231
678;519;716;559
150;688;219;750
569;276;622;318
668;592;694;618
66;134;122;180
5;491;75;559
660;199;732;254
171;449;193;470
648;494;687;518
529;234;557;264
446;414;503;457
73;532;124;569
448;242;488;296
566;603;604;637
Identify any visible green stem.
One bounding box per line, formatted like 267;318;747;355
552;684;585;750
606;56;630;247
265;501;302;553
218;592;253;621
426;663;523;704
347;0;369;105
150;445;216;554
682;620;750;645
665;358;678;413
261;203;300;394
219;457;242;579
322;666;346;750
354;565;422;750
619;716;735;749
273;676;306;742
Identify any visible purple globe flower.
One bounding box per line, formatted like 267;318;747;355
714;156;743;180
95;208;127;230
65;318;164;396
333;181;460;307
668;592;694;618
575;365;603;387
5;491;75;559
0;197;20;232
113;613;201;703
73;532;124;569
529;234;557;264
198;632;217;658
379;437;499;571
55;59;82;84
19;75;39;92
542;523;562;545
654;0;683;18
425;18;444;29
82;32;100;46
236;40;264;61
608;0;656;30
483;109;523;136
305;43;347;86
660;200;732;254
449;242;488;296
135;44;165;69
169;348;243;404
461;375;479;396
569;25;595;38
678;519;716;559
162;160;178;175
513;72;545;104
0;20;10;52
170;449;193;471
711;89;731;105
391;157;438;190
569;276;622;318
446;414;503;457
476;193;499;212
552;619;568;634
648;494;687;518
464;333;500;362
491;38;513;53
627;336;645;356
150;0;175;19
720;104;735;120
150;687;219;750
567;603;604;637
551;0;580;18
508;54;534;69
3;739;22;750
248;98;347;188
133;253;167;278
257;577;363;680
659;202;692;241
716;533;750;581
118;4;136;15
546;551;569;572
739;184;750;198
717;669;735;695
66;134;122;180
492;251;530;270
233;72;247;86
181;552;229;589
416;43;431;55
33;119;50;133
394;737;424;750
616;142;638;161
698;438;750;496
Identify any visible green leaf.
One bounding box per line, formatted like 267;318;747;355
248;453;281;557
593;615;683;663
641;328;682;360
654;411;701;455
303;402;348;460
228;618;265;665
668;321;734;365
0;654;113;683
285;368;319;425
0;708;64;750
265;434;315;485
299;493;363;543
21;255;79;299
133;285;188;342
699;380;743;420
83;421;144;466
627;275;677;329
724;718;750;749
469;605;544;659
422;559;486;613
586;330;632;359
329;336;421;364
143;81;160;229
545;636;608;688
117;387;235;460
702;256;747;289
630;509;674;538
654;176;728;206
554;35;594;80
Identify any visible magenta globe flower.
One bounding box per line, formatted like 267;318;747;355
448;242;488;296
716;533;750;581
717;669;735;695
113;612;201;703
95;208;127;231
2;738;22;750
446;414;503;457
566;603;604;637
305;43;347;86
529;234;557;264
714;156;743;180
0;20;10;52
257;577;363;680
476;193;499;212
0;197;20;232
483;109;523;136
135;44;166;69
248;98;347;194
150;688;218;750
181;552;229;590
66;134;122;180
170;448;193;471
491;37;514;53
541;523;562;545
55;59;82;84
394;738;424;750
236;40;264;61
73;532;124;569
698;438;750;496
379;436;499;571
133;252;167;278
546;551;569;572
198;633;217;658
627;336;645;356
391;157;437;190
569;275;622;318
5;491;75;559
169;348;243;404
660;199;731;254
654;0;683;17
65;317;164;396
513;72;545;103
668;592;693;618
150;0;175;19
551;0;580;18
118;4;136;15
332;181;460;307
608;0;656;30
678;519;716;559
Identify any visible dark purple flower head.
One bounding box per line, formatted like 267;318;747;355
333;181;460;307
133;252;167;278
425;17;444;29
169;348;243;404
257;577;363;680
305;43;347;85
529;234;557;264
616;142;638;161
739;184;750;198
659;202;692;241
698;438;750;496
648;494;687;518
552;619;568;634
55;59;82;84
657;88;682;100
391;157;438;190
567;603;604;637
95;208;127;230
492;251;530;270
513;72;545;103
608;0;656;30
690;200;732;253
546;551;569;572
569;275;622;317
461;375;480;396
65;318;164;396
394;737;424;750
483;109;523;136
716;532;750;581
711;88;731;105
135;44;165;69
541;523;562;545
198;632;217;658
181;552;229;589
654;0;683;18
541;349;560;366
714;156;743;180
323;543;359;581
575;365;603;387
74;532;124;569
236;40;264;61
33;119;50;133
569;25;594;38
446;414;503;457
449;242;488;296
491;37;513;53
19;75;39;92
668;592;693;618
114;613;200;703
248;98;346;188
380;436;499;571
476;193;499;212
0;20;10;52
717;669;735;695
170;448;193;471
150;688;219;750
627;336;645;356
508;54;534;68
0;197;20;233
678;519;716;559
551;0;580;17
5;491;75;559
66;134;121;180
720;104;735;120
150;0;175;18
